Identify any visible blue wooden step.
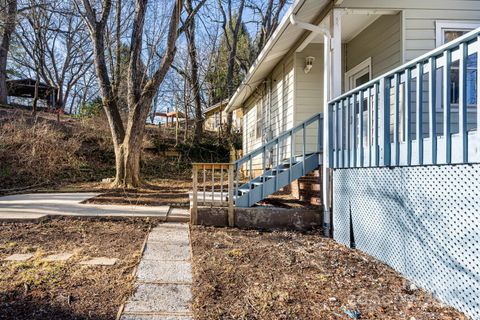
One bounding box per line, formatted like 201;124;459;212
234;152;321;207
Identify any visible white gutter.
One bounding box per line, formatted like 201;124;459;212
290;14;331;53
225;0;308;113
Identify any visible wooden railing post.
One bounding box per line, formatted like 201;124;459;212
379;77;390;166
228;164;234;227
191;165;198;225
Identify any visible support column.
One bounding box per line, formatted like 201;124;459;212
322;9;342;237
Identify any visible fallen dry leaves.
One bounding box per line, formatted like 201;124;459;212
191;226;466;320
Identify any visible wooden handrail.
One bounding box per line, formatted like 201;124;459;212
191;163;234;226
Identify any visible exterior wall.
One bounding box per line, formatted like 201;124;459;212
242;55;295;173
294;43;324;155
338;0;480;62
403;8;480;61
204;109;228;132
345;14;402;78
333;165;480;319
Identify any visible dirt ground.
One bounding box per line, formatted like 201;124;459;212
80;179;191;207
191;226;466;320
0;217;159;320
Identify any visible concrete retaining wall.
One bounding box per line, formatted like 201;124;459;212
194;206;322;231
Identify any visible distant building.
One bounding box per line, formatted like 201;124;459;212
203;99;243;133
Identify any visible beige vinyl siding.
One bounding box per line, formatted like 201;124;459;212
338;0;480;62
294;43;324;155
242;55;295;173
403;9;480;61
345;14;402;78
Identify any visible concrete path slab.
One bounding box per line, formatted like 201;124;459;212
0;193;170;221
147;231;189;245
142;243;190;261
80;257;118;266
166;208;190;223
3;253;34;261
136;260;192;283
121;223;193;319
123;283;192;314
43;253;73;262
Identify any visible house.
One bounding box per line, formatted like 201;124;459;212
225;0;480;176
193;1;480;318
203;99;243;133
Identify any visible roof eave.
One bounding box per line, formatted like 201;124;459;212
225;0;307;113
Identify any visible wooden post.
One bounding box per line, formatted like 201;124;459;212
191;165;198;225
458;43;468;163
416;63;423;165
429;57;437;165
443;50;452;164
228;164;234;227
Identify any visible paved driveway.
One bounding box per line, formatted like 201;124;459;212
0;193;172;221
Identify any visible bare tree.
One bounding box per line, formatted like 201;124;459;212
74;0;204;187
185;0;203;142
217;0;246;136
0;0;17;104
13;0;94;116
247;0;287;56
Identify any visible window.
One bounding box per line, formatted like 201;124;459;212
214;112;220;129
255;100;263;139
436;21;479;108
345;57;372;91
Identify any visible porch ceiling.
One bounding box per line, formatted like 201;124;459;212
311;13;381;43
225;0;330;113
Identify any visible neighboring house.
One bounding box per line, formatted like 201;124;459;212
225;0;480;174
203;99;243;133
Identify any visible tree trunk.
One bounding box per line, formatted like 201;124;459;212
113;141;143;188
222;0;245;137
79;0;184;188
32;73;39;116
185;0;202;142
0;0;17;105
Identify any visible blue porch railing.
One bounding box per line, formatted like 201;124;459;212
328;27;480;168
233;112;323;206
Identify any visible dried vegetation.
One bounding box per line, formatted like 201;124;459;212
191;226;466;320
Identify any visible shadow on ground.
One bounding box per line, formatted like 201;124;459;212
0;290;114;320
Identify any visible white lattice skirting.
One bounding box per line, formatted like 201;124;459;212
333;164;480;319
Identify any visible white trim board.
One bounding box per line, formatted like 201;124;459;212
435;20;480;47
344;57;372;91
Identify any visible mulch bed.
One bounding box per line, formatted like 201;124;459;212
191;226;466;320
0;217;160;320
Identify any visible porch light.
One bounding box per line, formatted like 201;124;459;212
304;56;315;74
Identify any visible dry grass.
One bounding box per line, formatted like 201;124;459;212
0;109;116;192
0;217;158;320
0;108;196;193
191;226;466;320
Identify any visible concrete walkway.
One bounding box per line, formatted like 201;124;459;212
0;193;189;222
120;223;193;320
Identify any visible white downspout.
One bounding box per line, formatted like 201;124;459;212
290;13;335;237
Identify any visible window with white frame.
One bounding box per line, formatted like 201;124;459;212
214;112;220;129
345;57;372;92
255;100;263;139
435;21;479;107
